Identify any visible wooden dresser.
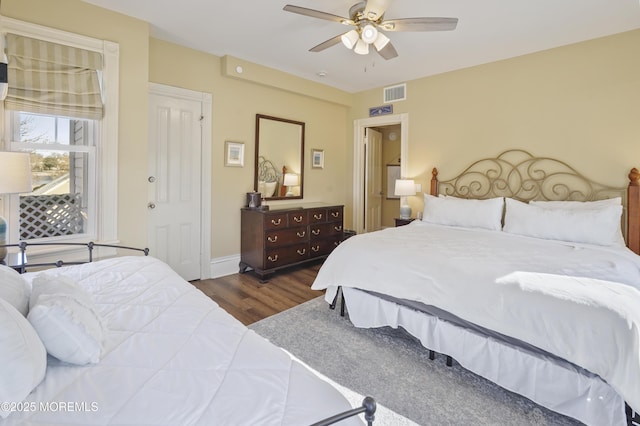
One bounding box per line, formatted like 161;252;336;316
240;204;344;281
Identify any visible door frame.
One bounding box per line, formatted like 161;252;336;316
148;83;212;279
352;113;408;234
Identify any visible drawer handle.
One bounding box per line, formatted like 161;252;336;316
313;213;323;220
334;241;340;246
271;218;282;226
293;215;303;223
297;248;306;255
311;245;320;252
331;212;339;218
267;235;278;243
334;225;343;231
297;231;306;238
312;229;320;236
267;255;279;262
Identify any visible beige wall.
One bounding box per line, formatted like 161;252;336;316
352;29;640;217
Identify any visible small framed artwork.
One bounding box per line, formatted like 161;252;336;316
225;141;244;167
311;148;324;169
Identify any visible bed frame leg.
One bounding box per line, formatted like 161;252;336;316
429;350;435;360
446;356;453;367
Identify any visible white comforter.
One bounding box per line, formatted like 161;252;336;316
4;256;358;425
312;221;640;412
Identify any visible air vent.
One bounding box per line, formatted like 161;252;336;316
384;83;406;103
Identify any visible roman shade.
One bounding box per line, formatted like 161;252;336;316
5;33;103;120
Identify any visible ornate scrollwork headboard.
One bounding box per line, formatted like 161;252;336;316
430;149;639;251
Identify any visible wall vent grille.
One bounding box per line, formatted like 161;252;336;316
384;83;406;103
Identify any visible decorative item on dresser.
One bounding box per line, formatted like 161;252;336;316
240;204;344;281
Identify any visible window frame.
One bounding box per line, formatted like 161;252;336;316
0;17;119;258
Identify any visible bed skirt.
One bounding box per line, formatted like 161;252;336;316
340;287;626;426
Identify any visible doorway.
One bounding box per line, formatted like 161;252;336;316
147;83;212;280
353;113;408;234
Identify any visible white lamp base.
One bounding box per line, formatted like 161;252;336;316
399;204;411;220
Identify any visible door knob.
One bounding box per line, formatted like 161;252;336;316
148;202;156;209
148;176;156;183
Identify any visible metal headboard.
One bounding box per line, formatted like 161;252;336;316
431;149;628;238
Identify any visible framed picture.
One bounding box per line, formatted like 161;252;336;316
225;141;244;167
311;148;324;169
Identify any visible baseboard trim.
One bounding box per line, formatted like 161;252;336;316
210;254;241;278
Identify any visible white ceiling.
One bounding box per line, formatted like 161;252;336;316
82;0;640;93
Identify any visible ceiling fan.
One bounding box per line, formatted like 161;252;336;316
283;0;458;60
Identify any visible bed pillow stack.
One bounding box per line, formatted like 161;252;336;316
503;197;624;246
28;274;106;365
0;266;47;419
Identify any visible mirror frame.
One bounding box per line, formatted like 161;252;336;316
254;114;305;201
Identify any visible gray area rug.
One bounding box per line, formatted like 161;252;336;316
249;296;582;426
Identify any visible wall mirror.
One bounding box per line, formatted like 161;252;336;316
255;114;305;200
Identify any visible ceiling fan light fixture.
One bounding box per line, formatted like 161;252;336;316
361;24;378;44
373;32;390;51
341;29;359;50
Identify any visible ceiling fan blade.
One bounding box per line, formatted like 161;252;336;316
363;0;392;21
380;17;458;32
376;41;398;60
283;5;354;25
309;34;344;52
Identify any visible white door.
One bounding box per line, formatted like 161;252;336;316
148;91;202;281
364;128;383;232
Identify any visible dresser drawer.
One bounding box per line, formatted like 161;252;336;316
327;207;343;222
288;211;308;226
310;222;344;240
264;243;309;267
308;208;327;223
264;227;309;247
309;237;341;258
264;213;289;230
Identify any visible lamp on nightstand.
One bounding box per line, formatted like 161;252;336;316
283;173;299;197
394;179;416;220
0;152;32;261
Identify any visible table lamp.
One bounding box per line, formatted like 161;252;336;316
0;152;32;260
394;179;416;219
283;173;299;197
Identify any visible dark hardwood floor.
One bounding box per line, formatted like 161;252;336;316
191;261;324;325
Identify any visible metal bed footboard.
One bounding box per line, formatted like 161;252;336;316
311;396;376;426
0;241;149;274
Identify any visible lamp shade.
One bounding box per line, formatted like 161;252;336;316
354;39;369;55
373;32;390;51
0;152;32;194
341;30;359;50
283;173;299;187
394;179;416;197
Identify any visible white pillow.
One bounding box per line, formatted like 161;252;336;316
0;298;47;419
530;197;626;246
503;198;623;246
0;265;30;316
423;193;504;231
28;274;106;365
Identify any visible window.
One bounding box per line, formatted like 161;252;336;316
10;112;96;241
1;17;119;249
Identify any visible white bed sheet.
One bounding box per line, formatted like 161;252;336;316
312;221;640;422
3;256;359;426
